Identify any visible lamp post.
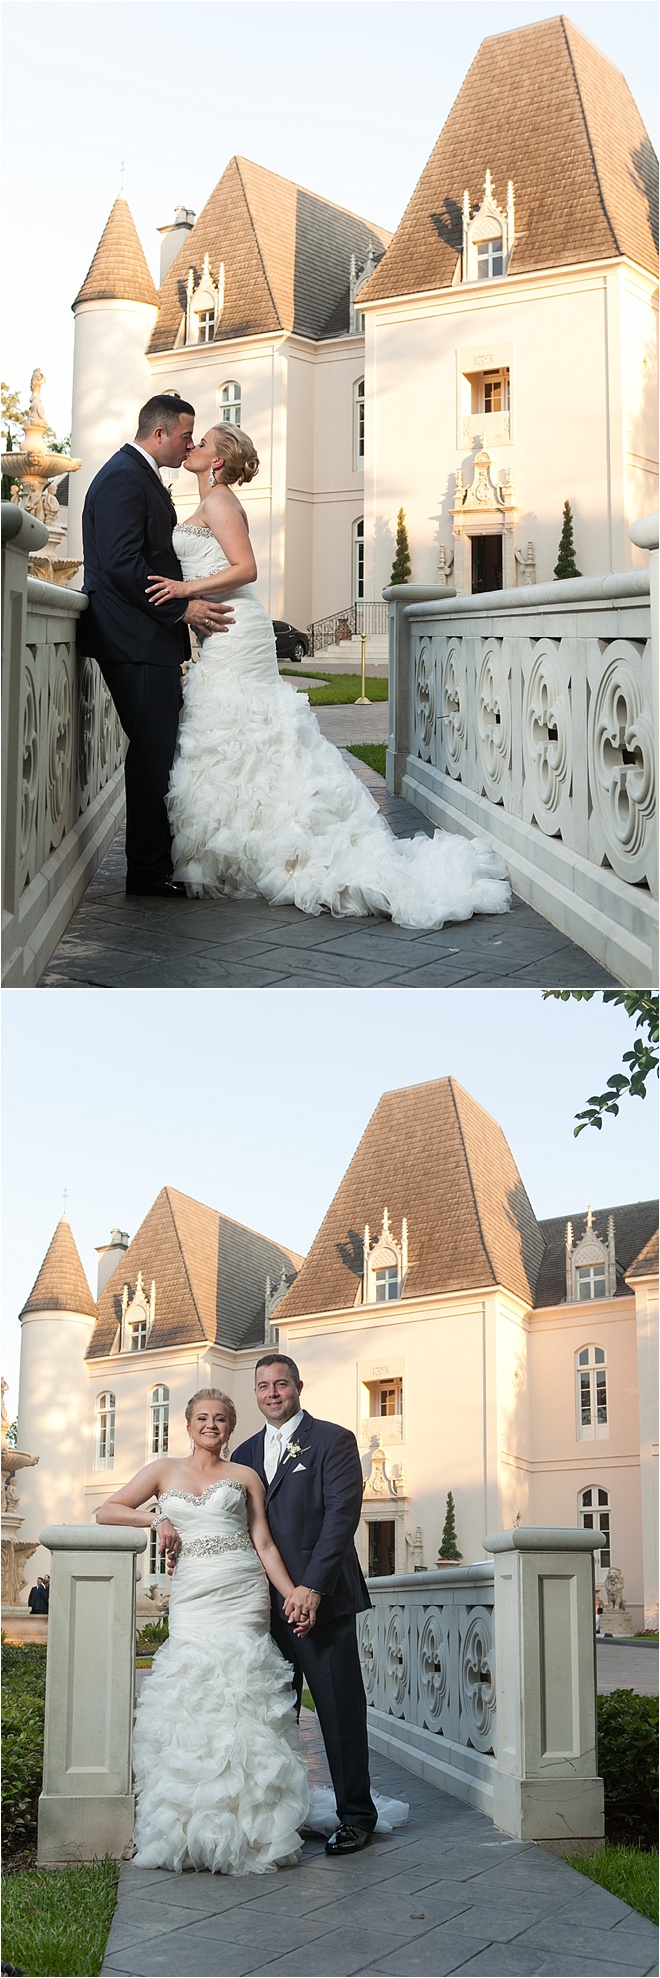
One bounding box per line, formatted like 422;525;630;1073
355;631;370;706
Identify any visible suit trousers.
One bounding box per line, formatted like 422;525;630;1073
97;659;182;888
271;1608;377;1832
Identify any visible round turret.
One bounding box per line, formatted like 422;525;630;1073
16;1215;97;1586
68;196;159;557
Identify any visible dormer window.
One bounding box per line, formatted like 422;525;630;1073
461;172;514;284
120;1270;156;1353
185;252;224;345
363;1208;408;1304
566;1209;616;1303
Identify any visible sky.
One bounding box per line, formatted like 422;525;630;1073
2;987;657;1412
2;0;658;437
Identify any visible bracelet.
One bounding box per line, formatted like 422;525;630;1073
151;1503;163;1527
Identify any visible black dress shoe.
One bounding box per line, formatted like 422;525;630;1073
325;1823;372;1856
125;877;188;898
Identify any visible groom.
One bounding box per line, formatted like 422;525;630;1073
79;394;234;897
232;1353;378;1855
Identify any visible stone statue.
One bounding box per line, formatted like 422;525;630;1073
597;1565;634;1636
405;1525;424;1570
42;482;61;526
1;1377;10;1442
28;368;48;426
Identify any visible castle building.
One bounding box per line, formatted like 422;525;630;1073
65;16;657;628
15;1080;658;1628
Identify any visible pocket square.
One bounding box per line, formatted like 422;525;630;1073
293;1463;306;1472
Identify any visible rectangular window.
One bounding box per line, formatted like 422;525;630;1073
198;310;215;343
375;1265;398;1302
477;239;503;280
131;1320;148;1351
149;1528;168;1579
379;1381;402;1416
576;1266;607;1300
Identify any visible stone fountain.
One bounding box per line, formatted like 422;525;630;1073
2;368;82;587
1;1377;42;1637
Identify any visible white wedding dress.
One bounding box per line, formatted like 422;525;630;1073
166;524;511;925
132;1478;407;1875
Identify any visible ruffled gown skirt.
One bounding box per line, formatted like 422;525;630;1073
132;1545;309;1875
166;591;510;928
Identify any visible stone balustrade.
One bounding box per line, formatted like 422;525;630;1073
37;1524;147;1866
357;1528;605;1844
384;520;658;985
2;503;125;986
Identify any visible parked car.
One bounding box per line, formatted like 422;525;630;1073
273;619;310;663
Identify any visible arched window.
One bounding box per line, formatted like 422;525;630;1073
576;1345;608;1440
352;517;364;603
354;377;365;467
218;381;241;427
579;1486;610;1569
95;1392;115;1470
150;1385;169;1456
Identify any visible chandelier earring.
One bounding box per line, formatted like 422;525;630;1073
188;1436;195;1454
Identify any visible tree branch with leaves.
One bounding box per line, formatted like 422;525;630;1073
543;991;658;1134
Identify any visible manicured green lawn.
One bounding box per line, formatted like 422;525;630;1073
281;669;388;706
347;743;387;778
301;1687;316;1711
1;1858;119;1976
563;1844;658;1924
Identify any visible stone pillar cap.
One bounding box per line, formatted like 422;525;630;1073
484;1527;605;1553
39;1524;147;1554
629;512;658;551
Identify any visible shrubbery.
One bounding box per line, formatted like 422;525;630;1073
136;1616;169;1655
2;1643;47;1859
598;1690;658;1848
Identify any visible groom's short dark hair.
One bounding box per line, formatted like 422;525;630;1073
136;393;195;437
255;1352;301;1386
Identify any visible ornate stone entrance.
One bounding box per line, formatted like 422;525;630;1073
450;446;518;595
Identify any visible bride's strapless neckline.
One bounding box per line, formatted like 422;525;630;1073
177;522;213;534
160;1477;246;1506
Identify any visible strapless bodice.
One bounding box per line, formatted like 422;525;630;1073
173;522;231;580
159;1477;250;1556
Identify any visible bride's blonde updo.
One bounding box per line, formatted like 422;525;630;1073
211;425;259;487
185;1388;237;1451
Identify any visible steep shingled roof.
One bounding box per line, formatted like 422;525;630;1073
626;1227;659;1280
276;1078;545;1321
534;1201;658;1307
361;15;658;307
148;155;391;354
20;1218;97;1320
73;197;159;309
86;1186;303;1359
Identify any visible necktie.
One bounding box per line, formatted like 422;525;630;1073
265;1429;283;1484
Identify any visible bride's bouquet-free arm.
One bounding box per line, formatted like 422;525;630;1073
96;1457;182;1564
146;485;257;608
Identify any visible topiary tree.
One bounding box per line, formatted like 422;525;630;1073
554;500;581;579
390;508;412;585
437;1490;462;1561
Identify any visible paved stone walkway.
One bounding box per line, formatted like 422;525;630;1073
42;715;615;989
596;1641;658;1696
101;1712;657;1978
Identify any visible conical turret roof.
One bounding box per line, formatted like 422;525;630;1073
20;1217;97;1319
361;15;658;305
73;196;159;309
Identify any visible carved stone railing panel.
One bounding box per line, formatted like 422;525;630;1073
357;1570;496;1758
2;508;127;984
385;548;657;984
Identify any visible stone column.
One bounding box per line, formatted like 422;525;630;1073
37;1524;147;1865
1;505;49;923
383;584;455;794
484;1528;605;1844
629;513;658;765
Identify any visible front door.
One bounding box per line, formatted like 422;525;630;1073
471;535;503;593
368;1520;395;1576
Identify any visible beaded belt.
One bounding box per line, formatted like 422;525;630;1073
179;1533;253;1560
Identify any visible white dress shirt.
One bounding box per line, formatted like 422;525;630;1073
127;440;163;478
264;1407;305;1484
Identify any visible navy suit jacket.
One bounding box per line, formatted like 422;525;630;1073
232;1411;371;1621
79;444;190;670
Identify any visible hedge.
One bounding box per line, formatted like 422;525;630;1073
598;1690;658;1848
2;1643;47;1859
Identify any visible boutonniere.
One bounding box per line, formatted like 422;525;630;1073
282;1439;311;1465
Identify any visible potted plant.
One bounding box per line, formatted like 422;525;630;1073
436;1490;463;1566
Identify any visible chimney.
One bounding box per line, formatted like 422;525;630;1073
96;1228;130;1297
157;206;195;285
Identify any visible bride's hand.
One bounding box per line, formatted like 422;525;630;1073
155;1516;181;1569
146;575;186;604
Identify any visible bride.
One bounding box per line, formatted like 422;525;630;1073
97;1388;406;1875
97;1389;312;1874
145;426;510;926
